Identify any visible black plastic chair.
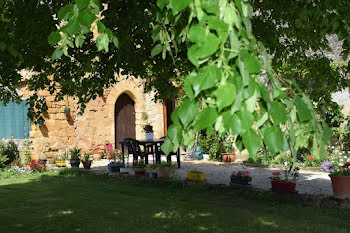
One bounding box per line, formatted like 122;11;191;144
122;138;153;164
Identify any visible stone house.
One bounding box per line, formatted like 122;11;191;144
1;72;176;160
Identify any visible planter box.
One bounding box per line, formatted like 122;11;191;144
55;161;66;167
330;175;350;199
156;167;172;179
271;181;296;192
108;163;122;173
187;172;206;181
230;177;251;185
222;153;235;163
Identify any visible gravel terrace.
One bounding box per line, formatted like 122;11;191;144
79;158;333;197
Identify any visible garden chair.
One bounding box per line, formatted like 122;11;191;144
122;138;154;165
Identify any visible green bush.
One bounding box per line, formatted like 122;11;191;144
0;139;19;167
199;132;234;161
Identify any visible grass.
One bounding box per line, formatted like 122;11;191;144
0;169;349;233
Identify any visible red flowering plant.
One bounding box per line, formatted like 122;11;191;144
106;149;123;164
231;170;252;180
270;162;299;184
27;160;46;172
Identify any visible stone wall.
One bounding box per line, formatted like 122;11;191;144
28;74;165;160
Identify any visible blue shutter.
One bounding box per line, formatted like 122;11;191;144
0;101;31;139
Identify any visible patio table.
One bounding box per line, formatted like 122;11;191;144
119;139;180;168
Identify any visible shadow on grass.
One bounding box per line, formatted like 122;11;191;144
0;169;349;233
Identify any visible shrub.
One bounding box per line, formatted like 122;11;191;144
22;140;33;165
0;139;19;166
27;160;46;172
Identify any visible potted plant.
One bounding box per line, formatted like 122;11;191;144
270;163;299;193
145;164;157;179
321;149;350;199
144;124;154;141
64;106;70;114
82;152;92;170
155;161;172;179
107;149;123;173
53;153;67;167
222;134;235;163
230;170;252;185
187;170;206;181
69;147;81;168
133;159;146;176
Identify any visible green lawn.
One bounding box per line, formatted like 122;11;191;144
0;170;349;233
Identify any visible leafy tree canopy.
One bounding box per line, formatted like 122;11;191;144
1;0;349;159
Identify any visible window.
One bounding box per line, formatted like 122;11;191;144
0;101;31;139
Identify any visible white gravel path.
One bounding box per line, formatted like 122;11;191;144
87;158;333;197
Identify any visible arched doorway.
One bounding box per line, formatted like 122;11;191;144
115;93;136;150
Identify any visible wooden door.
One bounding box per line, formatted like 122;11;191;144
115;93;136;150
163;96;176;135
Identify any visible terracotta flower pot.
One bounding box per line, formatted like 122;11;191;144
82;161;92;170
156;167;172;179
222;153;235;163
271;181;296;192
330;175;350;199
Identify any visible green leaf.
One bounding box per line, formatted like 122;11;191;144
322;122;331;143
161;137;173;156
240;49;261;74
58;5;73;20
52;47;64;60
256;113;268;128
171;0;191;14
167;123;182;148
76;0;90;9
242;129;260;157
188;23;206;43
151;44;163;57
97;22;106;33
157;0;169;10
178;100;199;128
198;65;222;93
78;9;97;26
96;33;109;52
75;34;85;48
295;96;312;122
222;112;242;136
201;0;219;14
236;110;254;132
194;107;218;131
48;31;61;46
215;83;236;111
112;37;119;48
268;101;287;125
66;20;81;37
263;126;284;155
197;33;220;58
184;73;197;100
187;44;199;67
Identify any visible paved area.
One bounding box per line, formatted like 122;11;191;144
72;158;333;197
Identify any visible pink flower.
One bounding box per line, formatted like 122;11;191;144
232;171;237;174
243;171;250;176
